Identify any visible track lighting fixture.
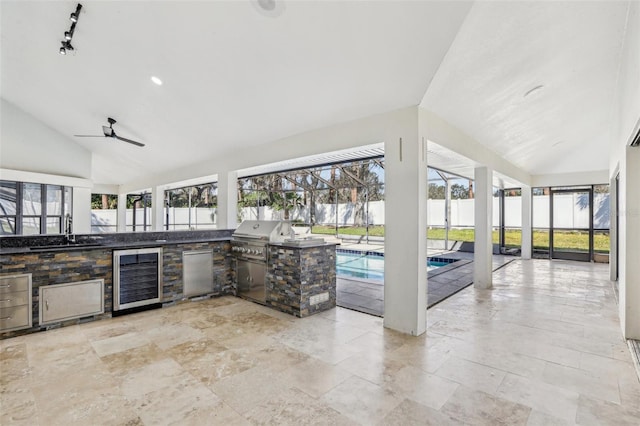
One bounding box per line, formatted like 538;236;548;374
60;4;82;55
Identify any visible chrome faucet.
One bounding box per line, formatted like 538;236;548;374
64;213;75;244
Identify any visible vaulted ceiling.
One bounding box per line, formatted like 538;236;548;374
0;1;630;186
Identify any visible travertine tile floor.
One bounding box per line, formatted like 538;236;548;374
2;259;639;425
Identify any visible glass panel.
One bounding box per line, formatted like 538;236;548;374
553;191;590;230
64;187;72;215
594;229;610;254
22;183;42;215
552;230;590;252
46;217;61;234
593;185;610;229
0;181;17;215
22;217;40;235
533;228;550;252
46;185;63;216
0;217;16;235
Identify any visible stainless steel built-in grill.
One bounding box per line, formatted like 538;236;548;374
231;220;293;303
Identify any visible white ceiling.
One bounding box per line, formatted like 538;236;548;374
422;0;629;176
0;1;630;187
0;0;471;185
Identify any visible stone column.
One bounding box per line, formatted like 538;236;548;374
521;185;532;260
383;136;428;336
473;166;493;289
217;170;238;229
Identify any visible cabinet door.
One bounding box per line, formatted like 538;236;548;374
40;280;104;325
183;250;213;297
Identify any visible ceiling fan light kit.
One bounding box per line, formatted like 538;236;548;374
60;3;82;55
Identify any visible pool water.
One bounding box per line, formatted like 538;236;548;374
336;251;450;281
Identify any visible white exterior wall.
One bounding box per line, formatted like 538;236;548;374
609;1;640;340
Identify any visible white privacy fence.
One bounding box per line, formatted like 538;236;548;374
91;193;609;232
91;207;217;232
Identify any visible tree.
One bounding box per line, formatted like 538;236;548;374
428;183;445;199
91;194;117;209
451;183;470;199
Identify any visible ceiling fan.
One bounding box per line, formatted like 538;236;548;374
74;117;145;147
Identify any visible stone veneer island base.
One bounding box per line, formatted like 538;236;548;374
265;243;337;317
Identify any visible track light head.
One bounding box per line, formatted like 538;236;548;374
60;4;82;55
60;40;74;53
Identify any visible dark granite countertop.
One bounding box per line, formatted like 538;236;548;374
0;230;234;255
0;237;233;255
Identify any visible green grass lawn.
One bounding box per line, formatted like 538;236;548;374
311;225;610;253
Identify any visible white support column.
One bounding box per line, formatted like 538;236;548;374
383;136;428;336
217;170;238;229
521;185;532;260
473;166;493;289
151;186;165;231
445;178;451;250
609;173;618;282
117;193;127;232
621;146;640;339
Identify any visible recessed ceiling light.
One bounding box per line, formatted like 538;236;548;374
252;0;285;17
523;85;544;98
150;76;163;86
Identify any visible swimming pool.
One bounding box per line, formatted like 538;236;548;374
336;250;453;281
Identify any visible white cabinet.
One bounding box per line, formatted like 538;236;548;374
0;273;32;332
39;279;104;325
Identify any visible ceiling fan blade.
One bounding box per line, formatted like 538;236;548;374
114;134;145;147
74;134;104;137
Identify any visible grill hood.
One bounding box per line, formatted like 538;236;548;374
232;220;294;243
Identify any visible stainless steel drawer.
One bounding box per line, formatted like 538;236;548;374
0;305;31;331
0;291;30;308
0;275;30;294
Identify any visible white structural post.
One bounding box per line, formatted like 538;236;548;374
151;186;165;231
445;177;451;250
473;166;493;289
621;146;640;339
383;136;428;336
117;193;127;232
521;185;532;260
217;170;238;229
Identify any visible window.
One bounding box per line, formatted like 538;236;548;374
165;183;218;230
91;194;118;233
0;180;72;235
126;193;152;232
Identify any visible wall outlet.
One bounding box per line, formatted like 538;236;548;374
310;292;329;305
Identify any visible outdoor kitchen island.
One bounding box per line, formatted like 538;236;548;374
265;240;337;317
230;220;337;317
